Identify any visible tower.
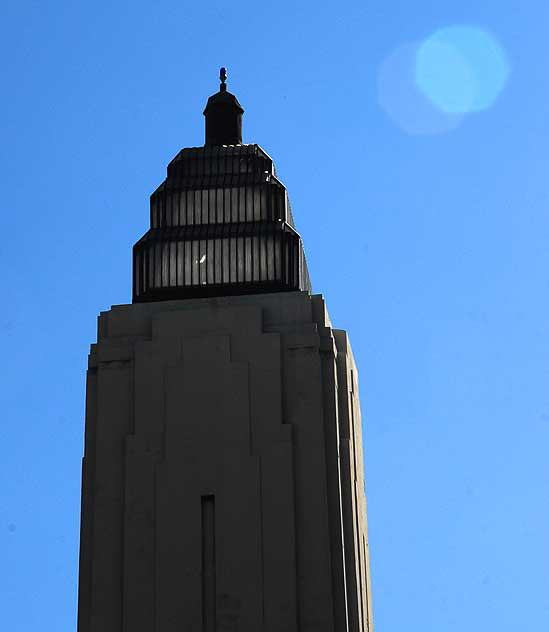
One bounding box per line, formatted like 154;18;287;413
77;70;374;632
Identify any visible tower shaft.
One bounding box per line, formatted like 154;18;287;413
78;292;373;632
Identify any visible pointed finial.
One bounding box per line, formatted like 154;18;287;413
219;67;227;92
204;68;243;144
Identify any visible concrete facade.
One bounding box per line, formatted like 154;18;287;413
78;290;373;632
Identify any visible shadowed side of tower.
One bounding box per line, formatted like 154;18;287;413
77;71;373;632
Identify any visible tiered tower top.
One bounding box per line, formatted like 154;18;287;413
133;70;310;302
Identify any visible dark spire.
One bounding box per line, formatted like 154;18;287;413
219;66;227;92
203;67;244;145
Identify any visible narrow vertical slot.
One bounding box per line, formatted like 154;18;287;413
201;495;216;632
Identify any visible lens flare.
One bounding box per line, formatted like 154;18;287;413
415;26;510;114
378;42;464;135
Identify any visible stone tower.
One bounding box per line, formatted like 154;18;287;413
77;70;374;632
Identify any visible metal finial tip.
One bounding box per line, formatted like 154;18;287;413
220;67;227;83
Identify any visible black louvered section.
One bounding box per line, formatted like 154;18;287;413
133;144;311;302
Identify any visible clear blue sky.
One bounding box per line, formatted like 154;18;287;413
1;1;547;630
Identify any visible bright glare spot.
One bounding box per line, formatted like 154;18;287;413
378;42;464;135
415;26;510;114
199;254;206;264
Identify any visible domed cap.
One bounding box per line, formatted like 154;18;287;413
203;67;244;145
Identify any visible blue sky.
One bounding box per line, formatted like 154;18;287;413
1;1;547;630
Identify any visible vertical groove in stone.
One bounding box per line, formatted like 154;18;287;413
201;495;216;632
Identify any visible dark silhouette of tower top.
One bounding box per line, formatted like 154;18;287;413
203;67;244;145
132;70;310;302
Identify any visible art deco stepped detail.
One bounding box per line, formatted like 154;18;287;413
78;69;373;632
